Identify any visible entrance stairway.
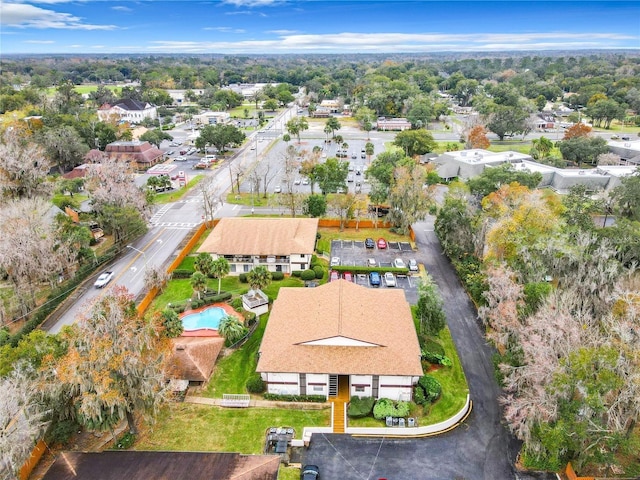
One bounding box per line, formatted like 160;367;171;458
329;376;350;434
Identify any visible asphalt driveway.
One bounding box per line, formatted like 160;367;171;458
303;216;555;480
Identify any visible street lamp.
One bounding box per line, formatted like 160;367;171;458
126;245;147;269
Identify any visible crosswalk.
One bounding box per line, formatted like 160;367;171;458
152;221;201;229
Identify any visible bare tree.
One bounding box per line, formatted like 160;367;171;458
328;193;358;231
230;163;246;196
597;152;622;166
0;129;52;199
199;175;222;223
85;156;148;215
0;364;49;479
257;162;277;198
144;265;170;293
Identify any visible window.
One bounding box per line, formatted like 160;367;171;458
355;386;365;393
313;386;323;392
229;264;236;273
300;254;306;258
243;264;251;272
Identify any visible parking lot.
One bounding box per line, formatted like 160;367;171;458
330;238;420;304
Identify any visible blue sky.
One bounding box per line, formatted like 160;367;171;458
1;1;639;54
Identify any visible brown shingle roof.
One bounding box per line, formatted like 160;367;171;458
168;337;224;382
41;451;280;480
197;217;318;256
256;280;423;376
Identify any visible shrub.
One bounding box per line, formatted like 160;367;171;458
238;273;248;283
415;375;442;405
171;269;194;279
422;338;445;356
243;311;256;324
230;297;243;311
372;398;410;419
313;265;325;279
246;373;265;393
45;418;80;446
168;303;187;314
116;432;136;449
300;269;316;281
161;309;183;338
191;299;203;309
310;254;319;267
271;271;284;281
292;270;302;277
347;396;376;418
413;387;427;406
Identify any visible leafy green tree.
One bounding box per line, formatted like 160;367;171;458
303;194;327;217
530;136;553;160
393;129;436;157
196;124;245;153
160;309;183;338
40;125;89;174
467;163;542;198
387;166;433;234
99;204;147;244
365;142;375;162
406;98;434;128
314;157;349;194
95;122;118;150
246;265;272;292
211;257;230;295
190;271;207;299
486;105;529;140
142;88;173;106
415;275;446;336
434;182;480;260
558;136;608;166
263;98;279;111
561;185;602;232
366;146;411;188
325;117;341;138
611;168;640;221
140;128;173;148
88;85;117;106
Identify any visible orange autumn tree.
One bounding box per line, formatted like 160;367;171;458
562;123;592;140
468;125;491;149
49;286;170;434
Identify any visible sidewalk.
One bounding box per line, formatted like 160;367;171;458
185;395;329;410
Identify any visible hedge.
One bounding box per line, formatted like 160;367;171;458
372;398;411;419
262;394;326;403
291;271;302;278
246;373;266;394
415;375;442;405
271;271;284;281
313;265;325;279
239;273;248;283
171;269;194;279
300;269;317;281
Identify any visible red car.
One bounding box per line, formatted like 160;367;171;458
343;271;353;282
377;238;387;249
330;270;340;282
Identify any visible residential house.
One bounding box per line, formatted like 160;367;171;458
97;98;157;124
319;99;342;113
168;337;225;385
197;218;318;276
104;140;164;170
41;451;280;480
256;280;423;401
376;117;412;131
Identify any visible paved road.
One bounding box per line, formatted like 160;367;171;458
303;216;554;480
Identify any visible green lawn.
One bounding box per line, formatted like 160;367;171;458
45;85;121;95
153;175;203;205
135;402;330;454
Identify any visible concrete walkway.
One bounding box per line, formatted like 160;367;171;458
185;395;329;410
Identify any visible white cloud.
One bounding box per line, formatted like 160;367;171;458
203;26;246;33
24;39;54;43
267;29;299;35
111;6;132;12
223;0;279;6
0;3;117;30
147;31;638;53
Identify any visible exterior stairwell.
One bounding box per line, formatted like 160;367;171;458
329;376;349;434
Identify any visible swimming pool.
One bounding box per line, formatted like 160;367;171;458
181;306;226;331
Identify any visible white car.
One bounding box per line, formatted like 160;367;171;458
384;272;396;287
302;178;310;185
94;271;114;288
408;259;419;272
174;156;187;162
367;258;376;267
274;185;282;193
294;178;301;185
330;257;340;267
393;258;406;269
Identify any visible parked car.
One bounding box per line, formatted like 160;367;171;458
369;271;381;287
274;185;282;193
393;258;406;269
347;174;354;182
330;257;340;267
294;178;301;185
330;270;340;282
301;465;320;480
621;136;630;141
193;162;209;169
166;150;175;155
365;237;375;249
351;153;357;159
302;178;309;185
94;271;114;288
367;258;376;267
377;238;387;249
408;259;419;272
343;271;353;282
611;135;620;140
384;272;396;287
187;147;197;155
174;156;187;162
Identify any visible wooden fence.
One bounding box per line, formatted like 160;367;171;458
565;463;595;480
19;439;46;480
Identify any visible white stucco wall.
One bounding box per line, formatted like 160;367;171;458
378;375;417;402
290;253;312;272
305;373;328;397
350;374;373;398
262;372;299;395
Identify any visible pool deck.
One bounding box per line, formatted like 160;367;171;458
179;302;243;337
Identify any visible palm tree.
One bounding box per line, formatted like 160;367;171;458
190;271;207;300
246;265;272;293
211;257;230;294
365;142;375;163
194;252;215;277
218;315;246;345
325;117;341;138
